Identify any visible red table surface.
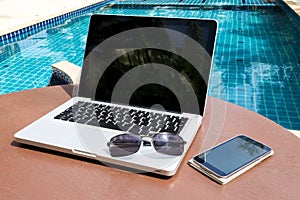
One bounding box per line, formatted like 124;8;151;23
0;85;299;199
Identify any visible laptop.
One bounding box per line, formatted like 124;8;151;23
14;14;217;176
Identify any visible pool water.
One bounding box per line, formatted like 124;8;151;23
0;3;299;130
0;15;91;93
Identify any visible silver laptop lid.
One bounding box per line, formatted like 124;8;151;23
78;15;217;116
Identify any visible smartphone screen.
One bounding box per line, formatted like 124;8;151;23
193;135;273;177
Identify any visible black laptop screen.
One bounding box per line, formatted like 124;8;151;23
78;15;217;115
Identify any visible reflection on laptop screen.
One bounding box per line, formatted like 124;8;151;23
79;15;217;115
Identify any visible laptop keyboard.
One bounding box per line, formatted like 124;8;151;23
54;101;188;135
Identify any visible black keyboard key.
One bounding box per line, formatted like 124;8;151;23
54;114;63;120
68;117;75;122
86;118;100;127
140;125;151;134
54;102;189;134
149;126;160;133
158;116;189;134
160;125;177;134
99;121;121;131
118;122;132;131
76;118;89;124
128;125;143;134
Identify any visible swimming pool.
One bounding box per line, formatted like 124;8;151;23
0;1;299;130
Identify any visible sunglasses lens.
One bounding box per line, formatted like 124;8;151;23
108;134;142;157
152;133;185;156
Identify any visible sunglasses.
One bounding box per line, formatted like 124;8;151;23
107;132;186;157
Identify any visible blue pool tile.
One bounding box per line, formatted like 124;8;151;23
0;2;299;131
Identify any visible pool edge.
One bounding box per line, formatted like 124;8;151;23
0;0;113;46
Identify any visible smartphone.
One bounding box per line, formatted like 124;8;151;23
188;135;274;184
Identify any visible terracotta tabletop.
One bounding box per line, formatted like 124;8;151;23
0;85;299;199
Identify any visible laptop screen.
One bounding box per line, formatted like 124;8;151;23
79;15;217;115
